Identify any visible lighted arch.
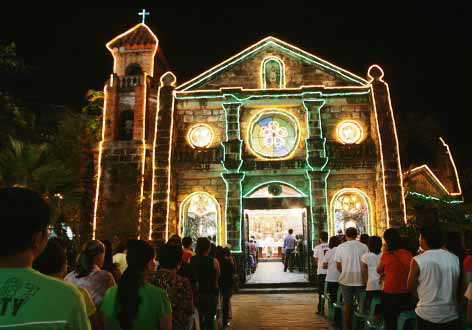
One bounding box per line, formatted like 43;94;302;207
179;192;223;245
329;188;373;236
244;181;307;198
247;110;300;160
260;56;286;89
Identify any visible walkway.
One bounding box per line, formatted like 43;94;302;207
229;293;331;329
246;261;307;284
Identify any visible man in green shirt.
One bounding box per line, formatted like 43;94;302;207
0;187;91;329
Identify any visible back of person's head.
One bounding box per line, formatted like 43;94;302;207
320;231;328;243
76;240;105;278
288;229;294;235
360;234;369;245
345;227;358;239
368;236;382;254
33;239;67;277
420;226;444;250
182;236;192;249
115;242;126;254
102;239;113;264
0;187;50;257
118;240;155;330
328;236;340;249
223;247;231;257
158;243;182;269
445;231;465;260
383;228;402;252
168;234;182;247
195;237;211;256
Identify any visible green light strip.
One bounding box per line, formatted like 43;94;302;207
178;39;367;91
408;191;463;204
243;180;307;198
221;172;245;253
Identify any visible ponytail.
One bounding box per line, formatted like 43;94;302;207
116;240;154;330
76;240;105;278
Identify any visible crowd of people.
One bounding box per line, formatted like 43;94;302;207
315;226;472;330
0;187;236;330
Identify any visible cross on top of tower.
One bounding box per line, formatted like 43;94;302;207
138;9;150;24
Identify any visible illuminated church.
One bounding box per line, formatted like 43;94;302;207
92;22;462;280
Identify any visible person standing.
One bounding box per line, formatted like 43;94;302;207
407;226;460;330
314;231;330;314
361;236;383;308
0;187;91;329
377;228;412;330
283;229;296;272
182;236;195;264
335;227;368;330
323;236;341;327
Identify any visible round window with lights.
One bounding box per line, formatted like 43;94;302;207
188;124;214;148
249;111;299;159
336;120;363;144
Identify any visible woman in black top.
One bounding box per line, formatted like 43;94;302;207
190;238;220;330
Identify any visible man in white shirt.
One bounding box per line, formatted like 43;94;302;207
283;229;296;272
313;231;329;314
335;227;368;330
407;226;460;330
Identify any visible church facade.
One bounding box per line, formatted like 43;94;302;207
91;23;461;280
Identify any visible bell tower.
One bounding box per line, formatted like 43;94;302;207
92;22;162;240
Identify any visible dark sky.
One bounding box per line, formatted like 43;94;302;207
1;4;470;180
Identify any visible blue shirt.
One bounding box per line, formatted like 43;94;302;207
283;234;296;251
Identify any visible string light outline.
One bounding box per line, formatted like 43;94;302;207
92;84;108;239
243;180;307;198
221;172;245;252
106;23;159;77
407;164;462;197
137;72;148;239
439;137;462;195
176;36;368;91
329;188;373;237
179;191;223;245
260;56;286;89
407;191;463;204
165;79;177;242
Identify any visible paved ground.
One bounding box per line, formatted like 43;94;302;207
228;293;331;330
246;261;307;284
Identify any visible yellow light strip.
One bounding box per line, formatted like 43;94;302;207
178;191;223;245
92;85;108;239
176;36;368;91
409;164;462;196
329;188;373;236
165;73;177;242
439;137;462;196
260;56;286;89
137;73;148;239
106;23;159;76
368;64;407;226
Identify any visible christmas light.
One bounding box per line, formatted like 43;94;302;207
336;120;363;144
243;181;307;198
106;23;159;77
137;73;148;239
187;123;214;149
407;191;463;204
177;36;367;91
260;56;286;89
92;85;108;240
408;165;462;196
439;137;462;195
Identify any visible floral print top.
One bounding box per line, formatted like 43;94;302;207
65;265;115;307
152;270;195;330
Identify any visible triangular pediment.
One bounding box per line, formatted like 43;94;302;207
176;36;368;91
405;165;461;200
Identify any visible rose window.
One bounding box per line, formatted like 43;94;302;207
337;121;363;144
188;124;213;148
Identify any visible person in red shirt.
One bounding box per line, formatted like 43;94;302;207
377;228;413;330
182;237;195;264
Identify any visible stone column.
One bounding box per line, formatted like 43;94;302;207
303;100;330;247
368;65;406;228
221;102;244;252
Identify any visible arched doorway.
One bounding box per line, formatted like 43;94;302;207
330;188;371;236
179;192;222;246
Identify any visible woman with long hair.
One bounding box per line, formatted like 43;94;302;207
101;240;172;330
377;228;413;330
102;239;121;282
65;240;115;307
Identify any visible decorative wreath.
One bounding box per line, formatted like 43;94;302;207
268;183;282;196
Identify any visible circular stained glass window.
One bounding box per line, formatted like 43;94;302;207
337;121;363;144
188;124;214;148
249;112;298;158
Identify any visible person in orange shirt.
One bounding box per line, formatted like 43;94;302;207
182;236;195;264
377;228;413;330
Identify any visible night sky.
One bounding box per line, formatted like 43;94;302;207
1;4;470;189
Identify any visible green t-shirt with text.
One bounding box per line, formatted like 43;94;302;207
0;268;91;329
101;283;171;330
